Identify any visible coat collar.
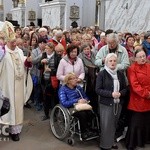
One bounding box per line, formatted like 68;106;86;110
105;44;123;53
5;45;19;54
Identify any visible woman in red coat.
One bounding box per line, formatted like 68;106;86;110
126;48;150;150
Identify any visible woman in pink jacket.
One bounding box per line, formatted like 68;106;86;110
56;44;85;85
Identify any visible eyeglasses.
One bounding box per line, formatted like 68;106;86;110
136;55;146;59
107;41;117;46
69;77;77;80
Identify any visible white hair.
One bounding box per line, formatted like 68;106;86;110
38;27;47;33
105;53;117;65
107;33;119;43
55;30;63;36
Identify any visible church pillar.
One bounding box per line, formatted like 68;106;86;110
99;0;105;30
11;0;25;27
40;0;66;29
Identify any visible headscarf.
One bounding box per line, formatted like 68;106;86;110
104;53;120;115
104;53;118;80
104;53;120;114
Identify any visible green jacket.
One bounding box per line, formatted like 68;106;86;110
95;44;130;71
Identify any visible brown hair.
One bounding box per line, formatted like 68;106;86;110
66;44;80;57
80;43;92;52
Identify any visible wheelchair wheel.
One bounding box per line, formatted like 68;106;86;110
50;104;71;140
67;137;74;146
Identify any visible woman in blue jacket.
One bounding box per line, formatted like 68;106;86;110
58;72;94;139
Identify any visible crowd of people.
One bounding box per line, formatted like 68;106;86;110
0;21;150;150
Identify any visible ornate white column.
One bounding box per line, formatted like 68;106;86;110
0;0;3;21
99;0;105;30
0;0;3;5
11;0;25;26
40;0;66;28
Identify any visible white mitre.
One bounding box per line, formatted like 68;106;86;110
0;21;16;42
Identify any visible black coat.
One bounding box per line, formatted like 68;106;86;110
95;69;127;106
38;52;61;85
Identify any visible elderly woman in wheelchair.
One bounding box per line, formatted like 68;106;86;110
50;72;99;144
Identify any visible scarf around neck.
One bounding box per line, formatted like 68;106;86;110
84;52;91;59
47;51;54;59
104;65;120;103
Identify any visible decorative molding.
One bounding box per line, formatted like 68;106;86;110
0;4;3;10
69;5;79;20
12;0;19;8
28;10;36;21
19;0;25;4
6;13;12;20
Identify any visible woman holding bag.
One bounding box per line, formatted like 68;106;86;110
58;72;95;140
38;42;61;120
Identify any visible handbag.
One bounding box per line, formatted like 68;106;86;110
74;103;92;111
0;97;10;117
74;87;92;111
50;76;59;89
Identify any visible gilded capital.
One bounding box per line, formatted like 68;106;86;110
19;0;25;4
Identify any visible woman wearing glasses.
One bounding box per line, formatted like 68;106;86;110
58;73;95;139
126;48;150;150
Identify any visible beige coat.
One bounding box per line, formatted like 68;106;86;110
0;45;32;125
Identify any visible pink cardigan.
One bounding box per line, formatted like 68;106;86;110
56;56;85;82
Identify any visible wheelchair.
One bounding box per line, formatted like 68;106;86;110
50;104;100;145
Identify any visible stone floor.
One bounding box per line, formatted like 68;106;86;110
0;106;150;150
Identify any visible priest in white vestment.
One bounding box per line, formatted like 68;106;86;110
0;21;32;141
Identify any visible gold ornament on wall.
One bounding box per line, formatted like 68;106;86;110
6;13;12;20
28;10;36;21
70;5;79;20
19;0;25;4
